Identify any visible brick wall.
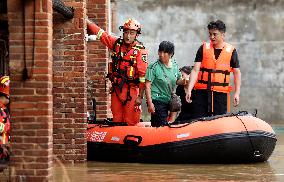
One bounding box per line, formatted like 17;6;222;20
8;0;53;181
6;0;111;180
86;0;112;121
53;0;88;163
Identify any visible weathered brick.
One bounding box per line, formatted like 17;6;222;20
8;0;111;179
9;0;53;179
53;0;89;161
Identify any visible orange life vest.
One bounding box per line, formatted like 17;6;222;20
194;42;234;93
108;38;144;89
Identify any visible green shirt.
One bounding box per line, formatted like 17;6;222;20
146;60;181;103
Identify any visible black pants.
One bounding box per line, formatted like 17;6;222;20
175;85;195;123
151;100;169;127
191;90;227;119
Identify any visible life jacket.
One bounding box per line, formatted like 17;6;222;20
194;42;234;93
108;38;145;90
0;107;10;145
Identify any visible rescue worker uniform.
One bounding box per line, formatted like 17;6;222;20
0;76;10;161
192;42;240;119
88;19;148;126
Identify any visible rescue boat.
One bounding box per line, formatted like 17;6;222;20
87;111;276;163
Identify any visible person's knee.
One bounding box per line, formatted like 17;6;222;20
125;112;140;125
112;113;123;122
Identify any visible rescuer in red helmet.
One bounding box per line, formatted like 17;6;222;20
87;18;148;125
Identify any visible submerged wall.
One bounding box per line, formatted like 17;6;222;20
115;0;284;122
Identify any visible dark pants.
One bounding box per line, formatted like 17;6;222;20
151;100;169;127
191;90;227;119
175;85;195;123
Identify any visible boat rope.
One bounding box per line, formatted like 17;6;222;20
234;114;261;158
253;109;258;117
168;111;249;128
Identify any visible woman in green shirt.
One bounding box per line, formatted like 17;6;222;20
145;41;187;127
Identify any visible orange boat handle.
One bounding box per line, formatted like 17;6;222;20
123;135;142;146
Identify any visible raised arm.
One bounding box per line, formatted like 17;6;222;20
87;19;118;50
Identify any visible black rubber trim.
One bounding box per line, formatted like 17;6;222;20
52;0;74;19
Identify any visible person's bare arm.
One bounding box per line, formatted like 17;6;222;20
185;62;201;102
145;80;155;113
232;68;241;106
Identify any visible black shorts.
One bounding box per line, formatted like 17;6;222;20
191;90;227;119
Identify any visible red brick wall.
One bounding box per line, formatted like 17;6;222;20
7;1;111;180
8;0;53;181
53;0;88;163
87;0;112;121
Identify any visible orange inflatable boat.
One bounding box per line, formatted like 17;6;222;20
87;111;276;163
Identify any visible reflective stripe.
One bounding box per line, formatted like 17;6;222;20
97;29;104;40
1;76;9;84
226;45;232;52
205;42;210;49
129;67;133;77
139;77;145;83
0;123;4;133
2;133;5;144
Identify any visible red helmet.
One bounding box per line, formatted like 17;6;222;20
119;18;141;34
0;76;10;98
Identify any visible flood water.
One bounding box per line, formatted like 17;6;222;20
53;125;284;182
